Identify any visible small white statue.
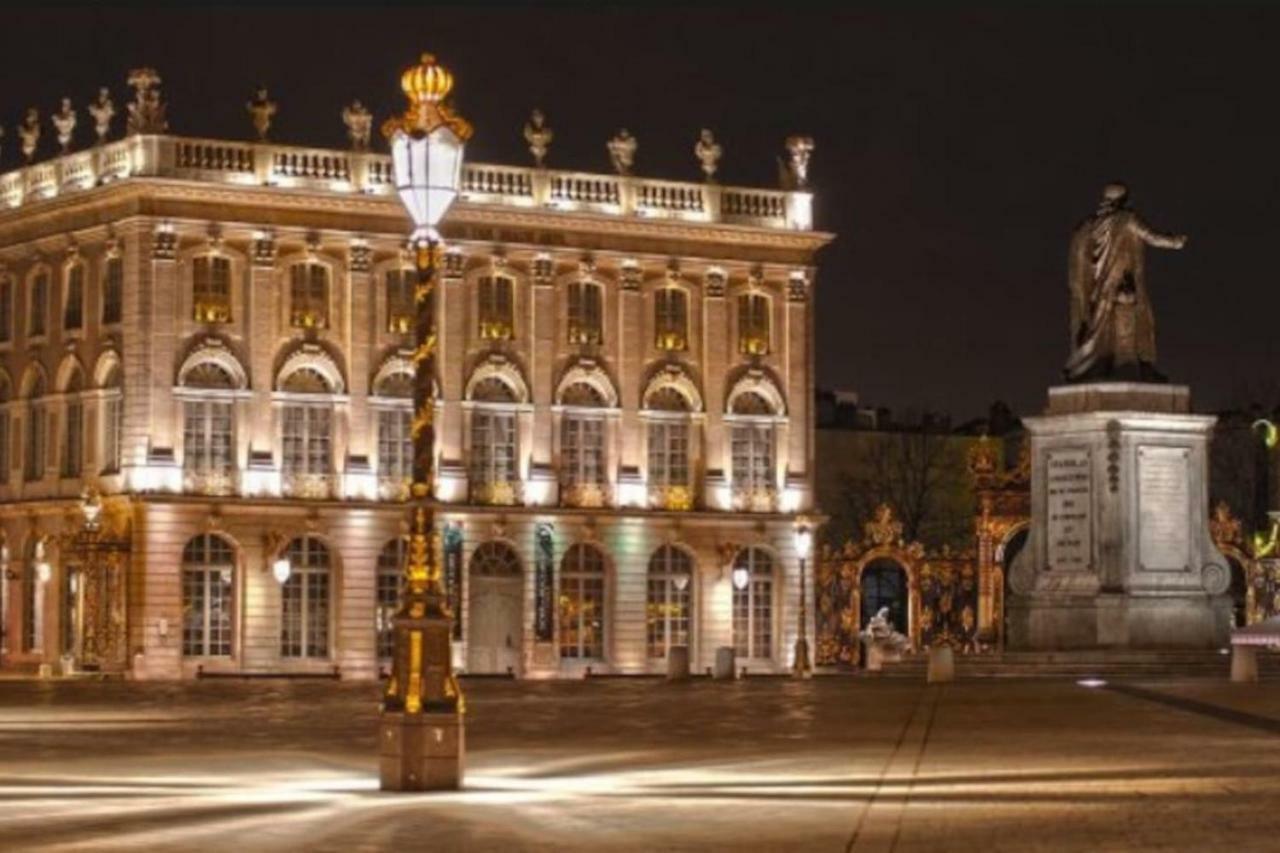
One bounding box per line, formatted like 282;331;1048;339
607;128;636;176
88;88;115;144
342;100;372;150
246;86;277;142
784;135;814;189
694;128;722;182
52;98;77;153
524;109;552;167
19;108;40;162
860;606;909;672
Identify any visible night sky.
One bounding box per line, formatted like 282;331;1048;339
3;7;1278;421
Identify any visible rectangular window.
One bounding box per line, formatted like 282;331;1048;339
281;571;329;658
654;288;688;350
182;568;233;657
193;256;232;323
738;293;770;355
290;264;329;329
377;408;412;480
282;405;333;476
24;407;45;482
102;396;123;474
385;269;413;334
102;257;123;325
731;423;775;493
29;274;48;338
0;411;9;484
478;275;514;340
0;279;12;343
61;400;82;478
183;401;234;477
63;266;84;331
647;420;689;488
470;410;516;485
567;282;603;345
562;415;605;487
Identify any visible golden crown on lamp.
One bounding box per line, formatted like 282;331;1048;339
384;52;473;141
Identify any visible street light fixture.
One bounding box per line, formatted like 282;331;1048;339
792;520;813;678
272;557;292;585
379;52;472;793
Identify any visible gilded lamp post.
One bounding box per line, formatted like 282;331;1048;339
379;53;472;792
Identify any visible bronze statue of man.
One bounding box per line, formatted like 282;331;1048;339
1064;182;1187;382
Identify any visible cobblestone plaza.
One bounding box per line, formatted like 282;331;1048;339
2;676;1280;851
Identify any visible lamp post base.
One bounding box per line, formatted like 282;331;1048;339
792;638;812;679
379;710;465;791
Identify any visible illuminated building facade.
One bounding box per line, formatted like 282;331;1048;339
0;119;829;680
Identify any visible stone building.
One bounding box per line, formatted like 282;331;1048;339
0;117;829;679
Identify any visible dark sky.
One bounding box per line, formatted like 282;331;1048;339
3;6;1278;421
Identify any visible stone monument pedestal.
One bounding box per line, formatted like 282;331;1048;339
1006;382;1232;650
379;711;465;791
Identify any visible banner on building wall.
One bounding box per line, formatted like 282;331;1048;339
443;523;463;640
534;523;555;642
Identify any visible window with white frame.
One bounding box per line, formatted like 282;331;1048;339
374;371;413;493
730;391;777;504
23;374;46;482
63;264;84;332
478;275;514;340
738;292;771;356
28;272;48;338
567;281;603;345
375;539;405;660
468;377;518;501
0;397;9;485
192;256;232;323
654;287;688;351
732;547;774;660
385;268;413;334
560;382;606;494
60;372;84;479
647;545;692;659
289;263;329;329
280;368;334;496
560;543;606;660
0;277;12;343
646;386;690;490
100;366;123;475
102;255;123;326
280;536;331;658
181;534;234;657
181;362;236;488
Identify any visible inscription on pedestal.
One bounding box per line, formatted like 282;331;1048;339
1046;448;1091;571
1138;445;1190;570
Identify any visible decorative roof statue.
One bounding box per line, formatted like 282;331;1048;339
1064;182;1187;383
784;135;814;189
523;108;552;167
126;68;167;135
694;128;722;182
607;128;636;176
52;98;77;153
88;87;115;144
246;86;277;142
342;99;372;150
19;108;40;162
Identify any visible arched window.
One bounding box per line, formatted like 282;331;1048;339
0;375;10;484
469;376;518;505
647;545;692;659
385;267;413;334
730;390;777;510
375;539;405;660
560;543;606;660
102;254;123;326
280;536;331;658
289;262;329;329
0;276;13;343
373;369;413;498
478;275;515;340
23;372;47;482
560;382;606;502
567;281;603;345
28;271;49;338
654;287;688;351
100;365;123;475
732;547;774;660
280;367;335;498
192;255;232;323
182;361;236;493
181;534;234;657
738;292;770;355
646;386;692;504
63;263;84;331
60;370;84;478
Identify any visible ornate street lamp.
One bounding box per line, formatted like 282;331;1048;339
792;520;813;678
379;52;472;792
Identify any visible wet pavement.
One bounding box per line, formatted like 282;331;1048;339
2;676;1280;851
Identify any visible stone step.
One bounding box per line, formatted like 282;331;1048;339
864;649;1280;680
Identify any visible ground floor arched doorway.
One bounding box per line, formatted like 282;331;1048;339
467;542;524;675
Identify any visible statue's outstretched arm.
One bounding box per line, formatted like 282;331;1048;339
1132;217;1187;250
